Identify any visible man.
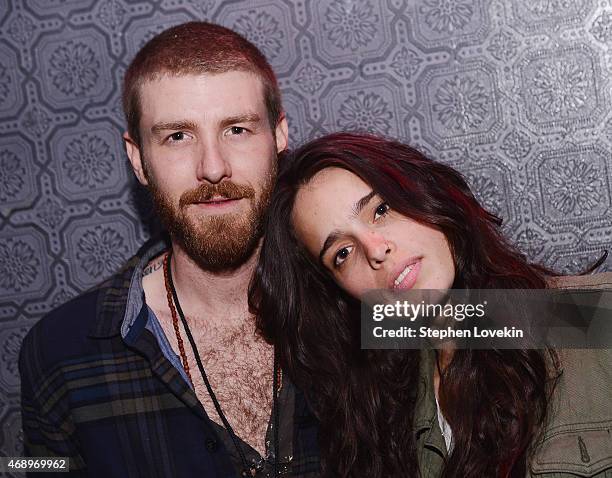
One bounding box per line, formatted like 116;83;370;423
19;22;319;477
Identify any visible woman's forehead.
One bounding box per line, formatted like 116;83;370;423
302;167;369;195
291;167;372;253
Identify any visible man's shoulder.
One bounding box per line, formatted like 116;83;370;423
20;238;166;378
20;255;140;373
20;279;116;372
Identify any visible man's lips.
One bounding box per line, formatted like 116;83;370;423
389;257;422;290
189;197;243;208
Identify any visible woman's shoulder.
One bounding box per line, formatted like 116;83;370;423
547;272;612;290
529;348;612;477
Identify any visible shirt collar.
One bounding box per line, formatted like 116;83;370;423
88;237;168;338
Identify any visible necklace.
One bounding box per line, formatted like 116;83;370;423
163;250;280;477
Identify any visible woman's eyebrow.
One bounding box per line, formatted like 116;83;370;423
352;190;376;216
319;231;341;263
318;190;377;262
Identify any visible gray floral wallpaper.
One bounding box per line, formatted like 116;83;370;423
1;0;611;467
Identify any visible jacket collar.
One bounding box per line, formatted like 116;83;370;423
414;349;448;457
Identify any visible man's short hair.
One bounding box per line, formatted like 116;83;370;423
122;21;282;146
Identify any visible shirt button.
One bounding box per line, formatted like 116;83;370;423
205;437;218;452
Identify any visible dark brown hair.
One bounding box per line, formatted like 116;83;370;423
122;21;282;146
250;132;556;477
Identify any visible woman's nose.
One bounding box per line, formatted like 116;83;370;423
362;232;392;269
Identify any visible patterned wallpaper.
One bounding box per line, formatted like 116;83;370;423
1;0;611;466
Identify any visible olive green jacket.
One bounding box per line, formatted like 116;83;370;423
415;272;612;477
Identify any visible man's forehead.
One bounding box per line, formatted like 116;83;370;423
137;71;267;121
138;70;265;97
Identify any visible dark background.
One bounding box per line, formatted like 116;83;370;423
1;0;611;468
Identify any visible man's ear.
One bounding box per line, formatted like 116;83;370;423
275;113;289;153
123;132;148;186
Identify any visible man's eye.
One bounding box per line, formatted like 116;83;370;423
374;203;390;221
169;132;185;142
230;126;246;135
334;246;353;267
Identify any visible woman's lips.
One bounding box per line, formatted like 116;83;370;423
391;259;422;290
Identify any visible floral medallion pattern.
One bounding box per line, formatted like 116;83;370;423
323;0;379;50
0;240;40;292
36;198;65;229
542;157;605;216
48;41;100;96
337;90;393;134
0;150;24;202
233;11;284;59
8;13;35;44
76;226;128;278
420;0;475;34
466;172;504;217
186;0;216;14
295;63;327;94
62;134;113;188
22;106;51;136
514;227;547;260
390;47;423;79
1;329;28;379
432;74;490;133
501;130;532;160
530;58;589;117
590;10;612;44
487;30;520;61
97;0;126;30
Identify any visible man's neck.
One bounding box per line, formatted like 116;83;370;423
167;240;258;325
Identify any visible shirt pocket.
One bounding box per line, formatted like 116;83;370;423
530;427;612;477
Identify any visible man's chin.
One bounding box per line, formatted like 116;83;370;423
174;217;262;272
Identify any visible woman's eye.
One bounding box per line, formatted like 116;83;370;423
334;246;353;267
374;202;390;221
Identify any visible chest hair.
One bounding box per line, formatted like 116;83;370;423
156;308;274;456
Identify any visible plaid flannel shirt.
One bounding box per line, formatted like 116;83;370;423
19;239;321;477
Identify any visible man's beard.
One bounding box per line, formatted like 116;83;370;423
146;166;276;272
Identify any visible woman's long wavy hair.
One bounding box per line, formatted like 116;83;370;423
250;132;557;478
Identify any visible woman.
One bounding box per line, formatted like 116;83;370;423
250;132;612;478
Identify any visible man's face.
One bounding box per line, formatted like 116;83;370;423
125;71;288;271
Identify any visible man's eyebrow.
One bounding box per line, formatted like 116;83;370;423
318;190;377;262
151;120;198;136
219;113;262;128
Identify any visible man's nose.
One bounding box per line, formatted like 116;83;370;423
362;231;392;269
196;139;231;183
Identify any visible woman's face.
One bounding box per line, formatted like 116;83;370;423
292;167;455;299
